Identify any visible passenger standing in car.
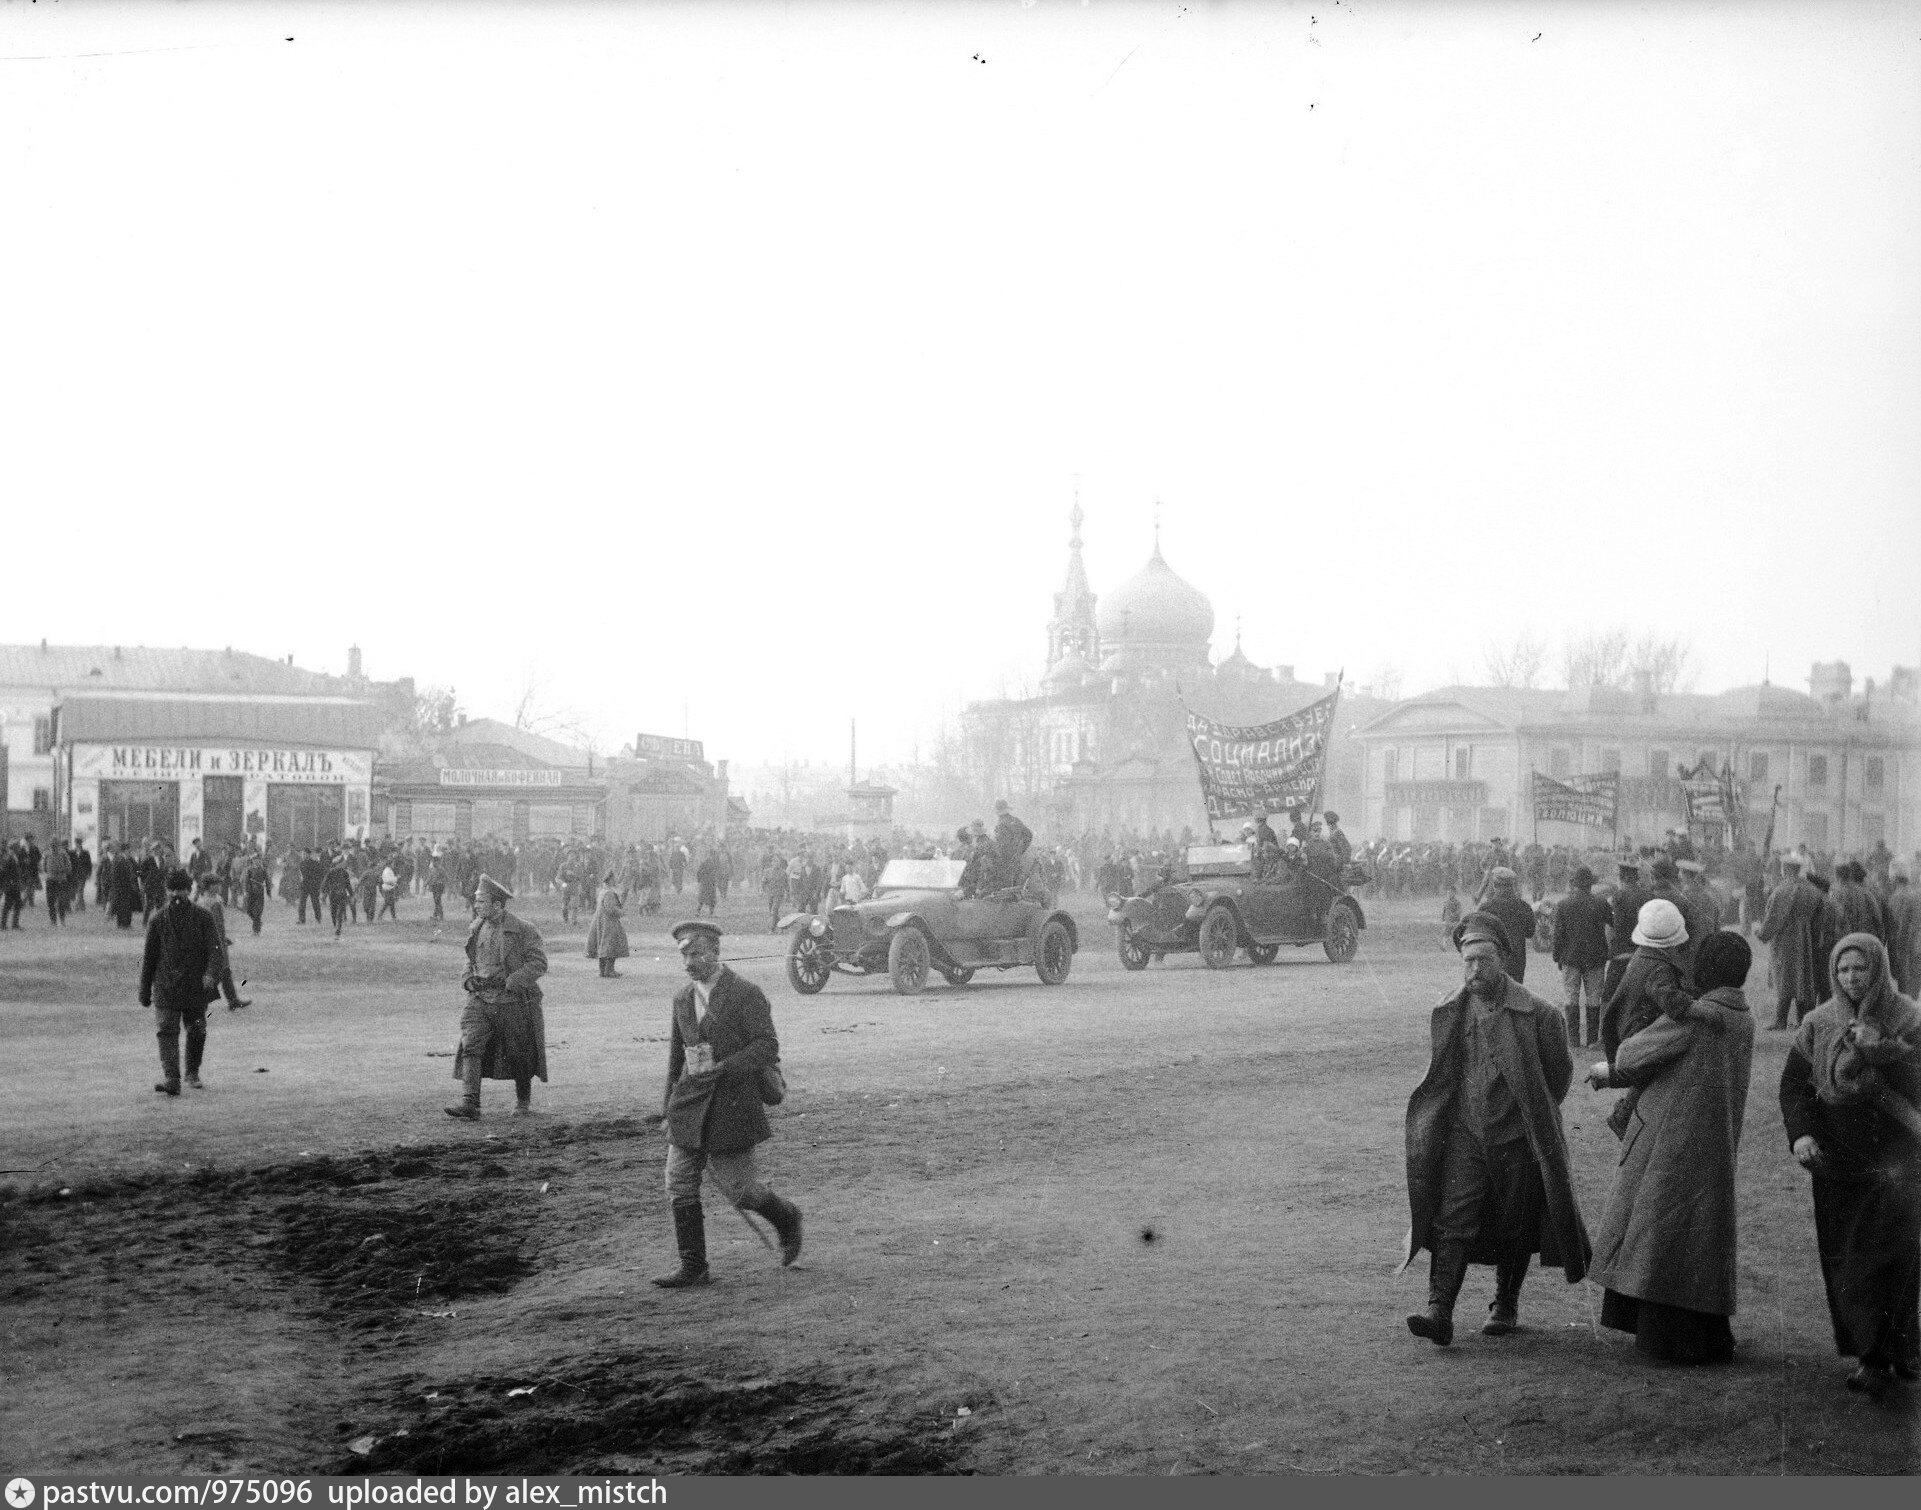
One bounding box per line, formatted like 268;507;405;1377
994;800;1033;865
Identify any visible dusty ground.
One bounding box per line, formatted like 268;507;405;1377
2;885;1917;1475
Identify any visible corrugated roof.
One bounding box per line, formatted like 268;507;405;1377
0;643;355;695
59;695;386;748
439;718;592;768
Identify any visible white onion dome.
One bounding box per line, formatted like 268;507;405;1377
1095;544;1215;655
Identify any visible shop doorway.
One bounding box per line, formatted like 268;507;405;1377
267;785;343;851
203;775;245;852
101;781;179;851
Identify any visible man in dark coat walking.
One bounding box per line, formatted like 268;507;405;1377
1756;853;1824;1030
1551;866;1613;1047
1479;867;1537;984
652;920;802;1288
139;867;222;1096
298;848;326;925
447;875;549;1119
1403;911;1590;1345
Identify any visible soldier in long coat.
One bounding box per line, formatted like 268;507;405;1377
1403;912;1590;1346
652;920;802;1288
447;876;549;1118
1757;854;1825;1030
585;873;629;977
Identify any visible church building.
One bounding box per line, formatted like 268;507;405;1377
957;506;1387;837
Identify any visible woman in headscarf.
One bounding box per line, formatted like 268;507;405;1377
1779;932;1921;1396
584;872;629;978
1588;931;1756;1363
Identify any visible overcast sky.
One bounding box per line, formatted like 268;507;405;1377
5;1;1917;769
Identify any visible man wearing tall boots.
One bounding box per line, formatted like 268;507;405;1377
1402;912;1591;1344
139;868;222;1096
446;875;548;1119
653;919;802;1288
1551;866;1613;1048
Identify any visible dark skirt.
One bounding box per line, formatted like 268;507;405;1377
1601;1290;1735;1364
1812;1172;1921;1369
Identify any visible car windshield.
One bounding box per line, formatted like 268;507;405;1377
1185;843;1252;872
874;859;967;893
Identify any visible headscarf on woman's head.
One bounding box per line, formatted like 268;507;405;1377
1814;931;1921;1111
1826;932;1906;1028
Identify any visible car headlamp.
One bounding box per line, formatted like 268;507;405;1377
808;918;827;938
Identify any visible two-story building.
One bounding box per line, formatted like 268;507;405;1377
3;641;408;844
1352;664;1920;854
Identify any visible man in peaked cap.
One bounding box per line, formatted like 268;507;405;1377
653;919;803;1287
1402;910;1589;1346
446;875;549;1119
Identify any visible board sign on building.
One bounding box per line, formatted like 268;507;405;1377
635;733;704;762
56;694;384;855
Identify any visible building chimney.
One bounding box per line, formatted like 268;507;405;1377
1891;666;1919;703
1809;660;1852;705
348;645;363;679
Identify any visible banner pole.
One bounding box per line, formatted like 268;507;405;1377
1530;768;1538;848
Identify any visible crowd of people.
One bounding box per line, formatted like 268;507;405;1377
1406;845;1919;1398
14;788;1918;1403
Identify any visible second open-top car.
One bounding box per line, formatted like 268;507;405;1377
1106;842;1364;969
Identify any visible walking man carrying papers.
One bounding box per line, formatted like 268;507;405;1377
653;920;804;1287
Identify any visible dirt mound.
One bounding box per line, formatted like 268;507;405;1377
328;1351;962;1475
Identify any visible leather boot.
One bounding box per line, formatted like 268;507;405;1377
155;1029;182;1096
749;1191;804;1266
1484;1256;1526;1334
652;1202;712;1287
1408;1242;1467;1346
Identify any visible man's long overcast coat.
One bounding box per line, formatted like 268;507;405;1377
1403;979;1592;1281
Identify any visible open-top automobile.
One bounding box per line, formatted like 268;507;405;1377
1106;842;1364;969
779;858;1079;996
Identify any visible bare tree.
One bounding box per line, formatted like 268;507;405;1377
377;684;464;764
1560;629;1631;691
1558;629;1691;694
1628;634;1692;695
1367;663;1404;702
508;670;595;751
1483;634;1548;689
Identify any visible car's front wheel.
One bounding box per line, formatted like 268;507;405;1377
1117;922;1150;971
1324;906;1359;964
1035;918;1074;984
787;930;832;995
888;927;931;995
1199;906;1239;969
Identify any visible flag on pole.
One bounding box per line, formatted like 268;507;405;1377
1184;686;1341;822
1678;758;1741;830
1530;770;1620;830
